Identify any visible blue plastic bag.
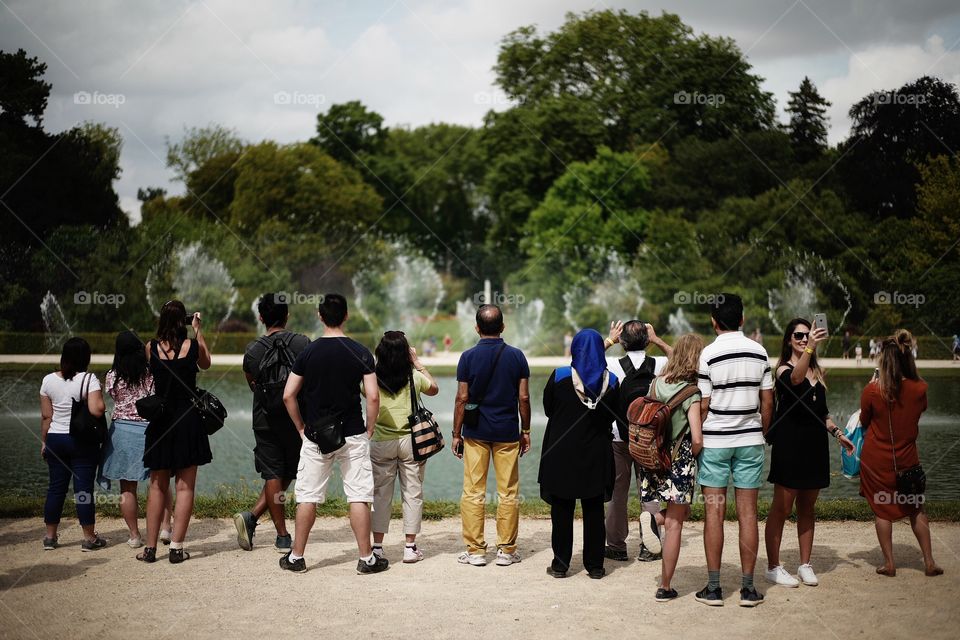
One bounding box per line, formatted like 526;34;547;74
841;410;864;479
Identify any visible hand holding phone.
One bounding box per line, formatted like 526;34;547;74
813;313;828;335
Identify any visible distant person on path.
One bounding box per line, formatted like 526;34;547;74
280;294;386;574
953;335;960;362
539;329;620;579
370;332;439;564
139;301;212;564
234;294;310;553
842;330;851;359
859;330;942;577
696;293;773;607
40;337;107;551
604;320;674;562
855;343;863;366
443;334;453;352
764;319;855;588
452;304;531;567
101;330;172;549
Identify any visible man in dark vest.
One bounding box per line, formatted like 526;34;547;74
603;320;673;561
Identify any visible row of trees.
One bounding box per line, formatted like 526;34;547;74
2;9;958;338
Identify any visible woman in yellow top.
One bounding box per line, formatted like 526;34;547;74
370;331;439;563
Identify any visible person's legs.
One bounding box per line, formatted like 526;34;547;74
171;466;197;543
119;480;141;540
396;435;424;544
71;442;98;540
292;502;316;557
550;498;575;571
349;501;373;557
370;438;399;543
874;516;895;574
491;440;521;554
339;434;376;558
702;487;726;572
764;484;798;569
43;434;72;540
291;440;332;558
908;508;942;574
660;503;690;590
734;487;760;577
581;496;606;572
145;470;171;548
460;438;491;554
605;442;632;551
796;489;819;566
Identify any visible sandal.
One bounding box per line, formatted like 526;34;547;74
169;548;191;564
875;566;896;577
137;547;157;563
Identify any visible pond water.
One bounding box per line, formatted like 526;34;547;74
2;366;958;502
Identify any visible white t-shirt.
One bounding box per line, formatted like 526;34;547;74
606;351;668;442
40;372;101;435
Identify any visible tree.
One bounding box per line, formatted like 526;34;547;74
312;100;387;166
839;76;960;217
0;48;50;126
786;77;830;163
166;124;246;220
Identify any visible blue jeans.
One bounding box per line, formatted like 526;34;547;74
44;433;99;526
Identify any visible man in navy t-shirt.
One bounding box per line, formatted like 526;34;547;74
452;304;531;567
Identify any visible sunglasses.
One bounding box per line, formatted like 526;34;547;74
793;331;810;341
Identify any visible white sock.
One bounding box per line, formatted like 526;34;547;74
361;553;375;565
288;553;303;562
169;541;183;550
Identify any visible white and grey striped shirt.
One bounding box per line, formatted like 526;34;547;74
698;331;773;448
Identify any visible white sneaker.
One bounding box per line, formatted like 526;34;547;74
403;544;423;563
640;511;662;555
765;565;800;587
126;536;143;549
457;551;487;566
495;549;521;566
797;563;819;586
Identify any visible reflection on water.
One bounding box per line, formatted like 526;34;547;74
2;368;959;501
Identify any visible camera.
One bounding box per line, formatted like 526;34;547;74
184;313;196;324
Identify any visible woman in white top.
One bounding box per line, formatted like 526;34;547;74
39;337;107;551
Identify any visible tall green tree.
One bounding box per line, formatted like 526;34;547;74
786;76;830;163
166;124;246;220
312;100;387;166
0;48;50;126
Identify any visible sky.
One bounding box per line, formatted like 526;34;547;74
3;0;960;222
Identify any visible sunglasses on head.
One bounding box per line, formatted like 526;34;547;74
793;331;810;341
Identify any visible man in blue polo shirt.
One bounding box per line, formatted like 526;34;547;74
452;304;531;567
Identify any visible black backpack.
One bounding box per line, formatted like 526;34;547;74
616;355;656;440
254;333;298;425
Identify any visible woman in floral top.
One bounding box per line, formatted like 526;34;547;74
101;331;172;548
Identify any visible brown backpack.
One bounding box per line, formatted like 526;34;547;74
627;379;699;472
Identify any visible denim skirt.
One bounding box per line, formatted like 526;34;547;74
100;419;150;481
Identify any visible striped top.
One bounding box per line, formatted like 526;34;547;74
698;331;773;448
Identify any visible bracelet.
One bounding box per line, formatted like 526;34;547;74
603;338;613;348
521;429;531;434
804;347;814;355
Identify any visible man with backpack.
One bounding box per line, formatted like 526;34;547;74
234;293;310;552
604;320;673;562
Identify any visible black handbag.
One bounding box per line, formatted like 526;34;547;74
304;411;346;454
193;388;227;435
463;343;507;428
69;373;108;446
888;406;926;499
408;372;444;461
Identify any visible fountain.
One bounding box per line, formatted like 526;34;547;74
563;251;644;330
667;307;693;336
145;242;239;328
766;248;853;337
456;296;545;352
40;291;73;351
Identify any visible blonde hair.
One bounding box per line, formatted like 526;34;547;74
876;329;921;403
661;333;704;384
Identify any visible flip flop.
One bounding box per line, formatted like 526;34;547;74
875;566;896;577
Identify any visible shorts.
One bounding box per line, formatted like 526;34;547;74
697;444;765;490
254;426;302;481
640;434;697;504
295;434;374;504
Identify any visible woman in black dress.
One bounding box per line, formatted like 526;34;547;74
539;329;619;579
138;300;212;564
764;318;854;587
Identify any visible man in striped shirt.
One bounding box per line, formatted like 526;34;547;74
694;293;773;608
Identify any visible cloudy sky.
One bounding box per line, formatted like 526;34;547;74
3;0;960;221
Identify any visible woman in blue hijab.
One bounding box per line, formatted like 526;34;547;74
538;329;620;579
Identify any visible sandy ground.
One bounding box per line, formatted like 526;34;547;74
0;517;957;640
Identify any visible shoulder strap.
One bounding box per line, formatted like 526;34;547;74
409;371;420;414
619;355;635;376
665;383;699;412
473;343;507;404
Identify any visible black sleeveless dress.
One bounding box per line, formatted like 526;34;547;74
767;364;830;489
143;339;213;472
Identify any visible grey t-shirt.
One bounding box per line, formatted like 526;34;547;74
243;330;310;430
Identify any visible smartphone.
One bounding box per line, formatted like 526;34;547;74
813;313;828;334
456;439;464;457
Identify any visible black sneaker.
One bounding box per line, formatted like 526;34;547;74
80;535;106;552
695;584;724;606
604;546;628;561
356;556;389;575
587;567;606;580
233;511;256;551
279;552;306;574
655;587;678;602
42;536;58;551
546;564;568;579
275;534;292;553
739;586;764;607
637;543;661;562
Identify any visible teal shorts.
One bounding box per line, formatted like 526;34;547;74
697;445;765;489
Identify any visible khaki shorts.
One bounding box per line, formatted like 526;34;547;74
294;434;374;504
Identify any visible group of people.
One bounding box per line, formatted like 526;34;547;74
39;291;943;602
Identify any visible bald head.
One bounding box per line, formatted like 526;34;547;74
476;304;504;337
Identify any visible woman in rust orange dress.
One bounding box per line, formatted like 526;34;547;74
859;330;942;577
